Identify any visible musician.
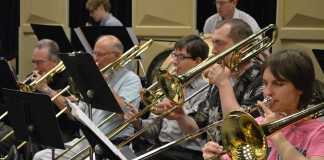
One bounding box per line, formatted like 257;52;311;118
202;49;324;160
157;19;264;147
0;39;79;156
85;0;123;26
124;34;209;160
33;35;142;159
203;0;269;61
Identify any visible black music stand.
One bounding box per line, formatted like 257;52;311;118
58;52;124;114
30;23;74;53
73;26;139;54
312;49;324;74
1;88;65;159
0;58;19;125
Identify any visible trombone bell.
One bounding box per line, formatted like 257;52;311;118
221;111;267;160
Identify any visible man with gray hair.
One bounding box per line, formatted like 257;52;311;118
0;39;79;158
33;35;142;160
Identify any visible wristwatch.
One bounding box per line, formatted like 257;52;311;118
45;88;52;95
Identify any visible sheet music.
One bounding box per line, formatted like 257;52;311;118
126;27;139;45
74;27;93;53
67;100;127;160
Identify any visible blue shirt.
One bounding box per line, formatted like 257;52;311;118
79;68;142;140
100;13;123;26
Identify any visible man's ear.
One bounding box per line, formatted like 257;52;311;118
98;4;105;11
115;51;121;58
195;57;202;64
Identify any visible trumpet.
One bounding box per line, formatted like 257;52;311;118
135;101;324;160
156;24;278;106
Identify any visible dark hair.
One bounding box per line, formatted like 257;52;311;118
86;0;111;12
174;34;209;61
34;39;60;60
261;49;315;109
215;18;253;44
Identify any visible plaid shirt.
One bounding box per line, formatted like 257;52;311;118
193;60;264;142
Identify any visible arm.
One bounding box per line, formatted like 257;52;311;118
259;101;324;160
205;64;241;116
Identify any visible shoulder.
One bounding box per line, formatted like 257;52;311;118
119;68;140;81
205;13;219;23
236;9;260;31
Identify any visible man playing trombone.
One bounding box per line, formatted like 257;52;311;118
0;39;80;157
124;34;209;160
33;35;142;160
157;19;265;148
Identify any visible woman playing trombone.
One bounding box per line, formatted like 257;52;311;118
202;49;324;160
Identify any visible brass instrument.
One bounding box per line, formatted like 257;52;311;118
105;67;176;140
18;61;65;92
54;40;153;160
156;24;278;106
221;102;324;160
135;102;324;160
69;83;210;160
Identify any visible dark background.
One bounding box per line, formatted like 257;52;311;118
0;0;276;72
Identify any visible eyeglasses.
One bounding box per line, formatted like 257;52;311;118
92;51;115;58
31;60;48;65
215;0;231;6
171;53;192;61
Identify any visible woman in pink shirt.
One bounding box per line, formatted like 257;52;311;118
202;49;324;160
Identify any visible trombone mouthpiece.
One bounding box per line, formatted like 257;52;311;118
263;96;273;106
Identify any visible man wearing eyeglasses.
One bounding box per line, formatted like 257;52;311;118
203;0;271;61
85;0;123;26
33;35;142;160
204;0;260;35
124;35;209;160
0;39;80;158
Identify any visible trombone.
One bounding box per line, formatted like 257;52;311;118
70;83;210;160
0;61;66;121
156;24;278;106
54;39;153;160
75;24;277;159
134;102;324;160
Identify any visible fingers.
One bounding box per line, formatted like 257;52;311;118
257;100;271;115
203;68;210;78
202;142;225;160
155;101;173;114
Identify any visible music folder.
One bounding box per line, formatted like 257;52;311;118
30;23;74;53
312;49;324;74
73;26;139;55
1;88;65;149
0;58;19;125
59;52;124;114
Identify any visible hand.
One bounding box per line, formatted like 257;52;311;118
102;72;109;81
258;100;285;125
202;142;226;160
66;95;79;104
32;70;49;93
156;101;186;120
124;104;141;128
85;22;92;26
204;64;231;87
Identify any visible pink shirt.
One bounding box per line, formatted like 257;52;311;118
257;117;324;160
